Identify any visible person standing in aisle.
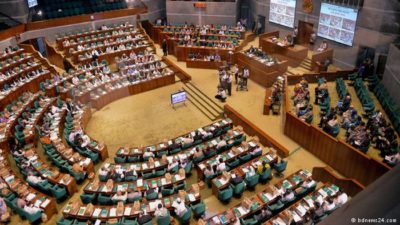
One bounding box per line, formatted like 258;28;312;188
162;39;168;56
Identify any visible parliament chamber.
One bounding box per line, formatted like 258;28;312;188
0;0;399;225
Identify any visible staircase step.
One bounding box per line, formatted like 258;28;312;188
183;86;221;117
182;82;223;121
183;86;220;120
186;82;223;111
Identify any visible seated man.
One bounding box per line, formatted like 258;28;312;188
137;211;152;225
27;172;44;185
281;189;295;202
216;158;226;172
154;203;169;218
257;161;270;174
172;197;187;217
255;206;272;223
112;190;127;203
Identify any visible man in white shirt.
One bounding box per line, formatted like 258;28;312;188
154;203;169;218
112;190;127;202
217;136;227;149
335;190;348;206
24;205;42;215
27;173;44;185
216;158;226;172
172;198;187;217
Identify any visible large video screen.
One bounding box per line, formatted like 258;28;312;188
27;0;38;8
317;3;358;46
269;0;297;28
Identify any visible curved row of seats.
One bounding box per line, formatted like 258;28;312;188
205;169;315;224
114;119;233;163
263;183;346;225
40;106;94;183
212;152;283;202
0;149;56;223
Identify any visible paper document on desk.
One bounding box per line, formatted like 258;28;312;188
26;193;36;201
137;179;143;187
93;208;101;217
297;204;307;216
109;208;116;217
124;207;131;216
41;199;50;208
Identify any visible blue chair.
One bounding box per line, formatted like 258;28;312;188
259;168;272;183
245;174;260;190
230;182;245;197
273;160;288;177
80;192;97;204
218;186;233;203
156;211;171;225
190;201;206;219
176;207;192;225
98;194;112;205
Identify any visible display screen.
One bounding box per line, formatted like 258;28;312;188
317;3;358;46
171;91;187;105
269;0;297;28
27;0;38;8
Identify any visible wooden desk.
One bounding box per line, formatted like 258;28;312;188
62;191;201;222
311;49;333;72
263;183;340;225
236;52;288;88
186;59;224;69
76;45;149;65
175;45;235;62
264;88;272;115
84;172;185;196
0;153;58;219
211;152;278;196
116;119;233;158
205;169;313;224
91;86;130;110
196;138;258;181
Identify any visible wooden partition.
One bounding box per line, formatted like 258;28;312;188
259;31;308;67
235;52;288;88
286;69;355;85
283;72;390;186
163;56;192;83
258;31;280;47
312;167;365;197
311;49;334;71
224;104;289;157
45;39;65;70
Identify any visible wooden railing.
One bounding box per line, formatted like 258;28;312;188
224;104;290;157
162;56;192;83
44;40;65;70
312;166;365;197
283;71;390;186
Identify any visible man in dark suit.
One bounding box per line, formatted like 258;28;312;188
138;211;152;224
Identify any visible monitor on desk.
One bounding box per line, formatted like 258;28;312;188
317;3;359;46
269;0;297;28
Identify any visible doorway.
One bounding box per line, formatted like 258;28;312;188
297;20;314;46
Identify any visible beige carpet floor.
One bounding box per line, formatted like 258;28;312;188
10;36;337;225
